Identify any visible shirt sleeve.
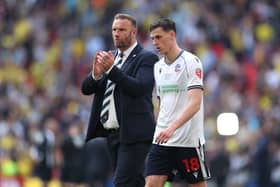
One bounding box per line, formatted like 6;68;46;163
186;56;203;90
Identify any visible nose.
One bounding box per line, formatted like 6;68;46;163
113;32;120;39
113;30;120;36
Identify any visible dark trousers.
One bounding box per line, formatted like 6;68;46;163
107;130;151;187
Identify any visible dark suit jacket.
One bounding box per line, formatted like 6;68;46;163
81;44;159;143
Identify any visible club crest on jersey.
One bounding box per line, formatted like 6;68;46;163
195;68;202;79
174;64;181;72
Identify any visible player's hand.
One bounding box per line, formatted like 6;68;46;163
155;127;175;144
93;51;105;79
97;51;114;72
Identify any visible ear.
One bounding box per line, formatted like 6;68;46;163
170;30;176;38
133;29;137;35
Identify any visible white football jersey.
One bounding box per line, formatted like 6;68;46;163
153;50;205;147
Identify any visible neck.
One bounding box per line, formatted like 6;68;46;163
165;44;182;63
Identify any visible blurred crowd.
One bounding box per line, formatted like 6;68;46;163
0;0;280;187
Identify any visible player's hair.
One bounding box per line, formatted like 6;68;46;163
114;13;137;28
149;18;176;33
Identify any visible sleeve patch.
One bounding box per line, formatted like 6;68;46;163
195;68;202;79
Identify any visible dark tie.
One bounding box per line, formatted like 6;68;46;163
100;53;123;124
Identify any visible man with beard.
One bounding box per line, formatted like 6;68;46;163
81;13;159;187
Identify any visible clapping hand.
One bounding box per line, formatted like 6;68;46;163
93;51;105;79
96;51;114;72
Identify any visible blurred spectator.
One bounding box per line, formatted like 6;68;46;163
60;119;86;187
209;140;230;187
250;118;275;187
0;0;280;186
84;138;112;187
29;117;57;186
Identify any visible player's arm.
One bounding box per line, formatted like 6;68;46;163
155;88;202;144
154;96;160;120
172;55;204;128
170;88;202;130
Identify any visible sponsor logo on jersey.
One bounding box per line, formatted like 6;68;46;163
159;85;181;93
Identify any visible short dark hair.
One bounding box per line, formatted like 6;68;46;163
114;13;137;28
149;18;176;33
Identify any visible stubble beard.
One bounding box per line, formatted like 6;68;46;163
114;32;133;50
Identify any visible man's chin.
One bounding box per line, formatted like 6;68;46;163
116;46;129;51
157;50;164;55
115;44;125;49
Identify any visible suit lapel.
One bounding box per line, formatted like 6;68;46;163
121;44;142;70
